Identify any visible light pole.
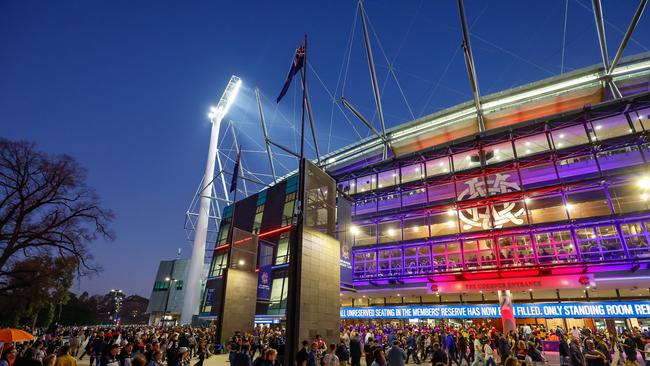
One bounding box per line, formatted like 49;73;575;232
181;76;242;324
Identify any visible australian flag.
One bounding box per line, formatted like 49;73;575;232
276;43;305;103
230;151;240;193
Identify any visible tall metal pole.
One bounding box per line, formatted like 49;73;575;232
591;0;622;98
457;0;486;134
358;0;388;159
607;0;648;76
255;88;278;183
300;35;307;160
301;79;321;164
181;76;241;324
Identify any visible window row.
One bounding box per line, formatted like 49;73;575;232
352;179;650;246
351;145;649;216
353;220;650;278
339;111;648;196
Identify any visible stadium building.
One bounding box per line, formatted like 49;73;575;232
200;52;650;331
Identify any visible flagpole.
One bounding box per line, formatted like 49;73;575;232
300;34;307;160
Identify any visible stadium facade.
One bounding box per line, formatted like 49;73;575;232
201;53;650;330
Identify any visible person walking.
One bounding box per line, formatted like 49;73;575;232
570;338;586;366
407;334;422;365
55;346;78;366
336;339;350;366
349;334;362;366
322;345;340;366
386;341;406;366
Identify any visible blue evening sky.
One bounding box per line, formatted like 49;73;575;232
2;0;648;296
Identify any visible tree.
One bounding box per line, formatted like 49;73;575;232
0;255;77;327
0;138;114;294
118;295;149;324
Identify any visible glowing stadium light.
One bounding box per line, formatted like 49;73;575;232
642;193;649;201
350;226;360;235
210;76;242;120
639;176;650;189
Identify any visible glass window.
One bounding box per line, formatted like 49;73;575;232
589;115;633;141
427;182;456;205
274;235;290;265
623;222;650;258
253;205;264;234
459;204;492;232
378;248;402;276
217;221;230;245
609;183;650;214
282;192;296;226
456;177;488;201
576;227;600;262
534;230;577;264
377;193;401;212
429;208;459;237
209;252;227;277
402;188;427;207
498;235;535;267
566;188;611;219
492;200;528;229
632;108;650;131
377;169;398;189
486;171;521;197
354;251;376;278
337;180;355;195
515;133;550;157
404;245;432;275
426;157;451;177
597;146;645;174
352;223;376;247
403;216;429;241
557;154;600;182
354;198;377;216
527;193;568;224
551;124;589;149
519;162;558;189
268;276;289;315
432;241;462;272
485;141;515;165
596;225;624;260
356;174;376;193
453;149;480;172
401;163;424;183
378;220;401;243
463;238;496;270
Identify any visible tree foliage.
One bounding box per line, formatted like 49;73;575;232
0;138;114;294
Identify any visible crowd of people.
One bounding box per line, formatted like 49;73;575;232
328;323;650;366
1;323;650;366
0;325;216;366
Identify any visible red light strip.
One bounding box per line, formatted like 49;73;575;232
258;225;293;238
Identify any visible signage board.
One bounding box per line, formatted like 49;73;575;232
340;302;650;319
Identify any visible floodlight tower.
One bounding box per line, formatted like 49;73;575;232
181;75;242;324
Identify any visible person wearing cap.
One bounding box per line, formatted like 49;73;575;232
100;345;120;366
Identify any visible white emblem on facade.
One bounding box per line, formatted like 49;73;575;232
456;174;525;230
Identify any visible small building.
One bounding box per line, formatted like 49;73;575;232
146;259;190;325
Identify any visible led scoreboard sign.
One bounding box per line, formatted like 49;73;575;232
340;302;650;319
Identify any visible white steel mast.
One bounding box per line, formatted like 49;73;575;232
181;75;242;324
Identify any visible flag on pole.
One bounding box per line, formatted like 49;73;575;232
276;43;305;103
230;151;240;193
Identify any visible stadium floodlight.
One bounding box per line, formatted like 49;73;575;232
182;75;242;325
208;76;242;120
